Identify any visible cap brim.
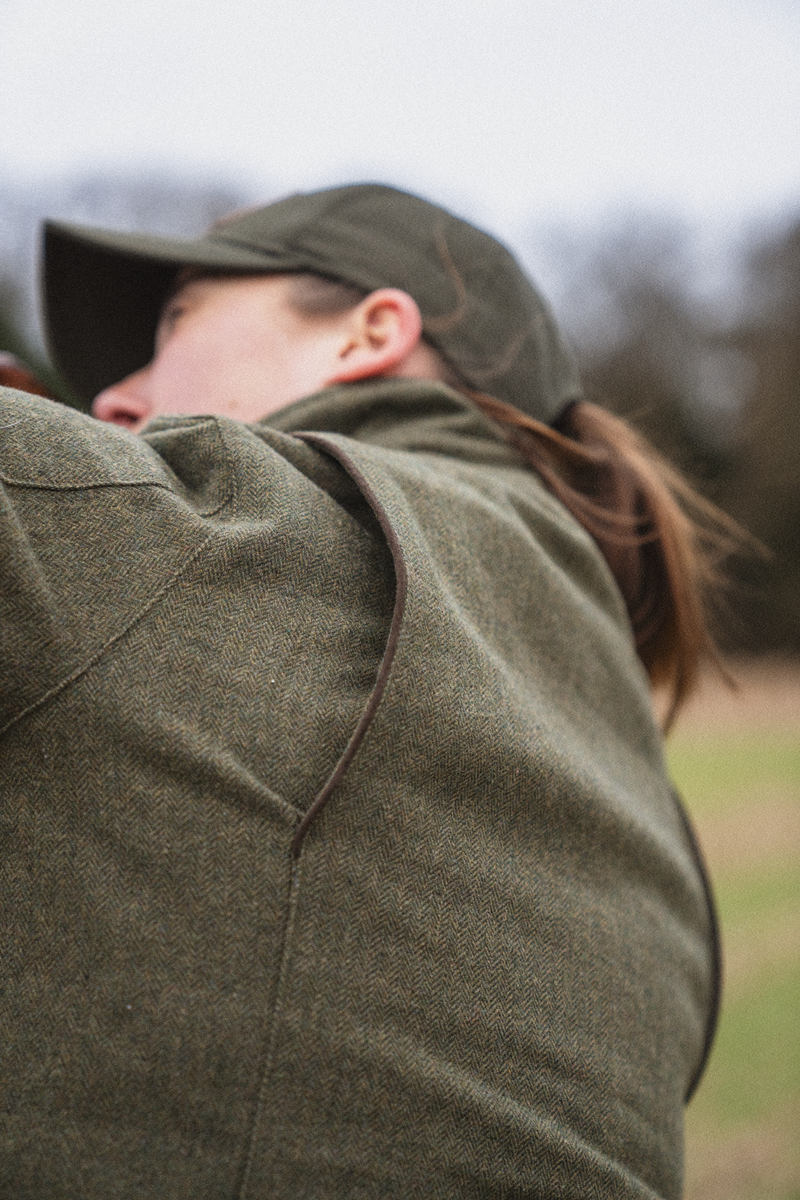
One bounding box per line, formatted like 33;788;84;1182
43;222;303;406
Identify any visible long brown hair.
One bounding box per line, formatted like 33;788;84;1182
463;389;744;727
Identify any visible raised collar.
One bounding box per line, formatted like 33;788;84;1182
261;377;525;468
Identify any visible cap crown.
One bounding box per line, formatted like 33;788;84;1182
44;183;581;420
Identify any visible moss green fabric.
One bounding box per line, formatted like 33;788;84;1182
1;379;715;1198
43;183;582;420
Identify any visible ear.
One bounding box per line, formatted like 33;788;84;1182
327;289;423;383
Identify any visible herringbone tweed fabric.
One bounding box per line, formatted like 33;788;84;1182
0;379;716;1198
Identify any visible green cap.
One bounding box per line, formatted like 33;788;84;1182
43;183;582;421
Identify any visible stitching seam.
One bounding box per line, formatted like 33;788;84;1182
0;532;218;739
236;854;304;1199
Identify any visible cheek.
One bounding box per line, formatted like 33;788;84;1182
149;334;229;409
275;333;340;395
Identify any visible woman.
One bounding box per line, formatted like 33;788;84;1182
1;183;724;1198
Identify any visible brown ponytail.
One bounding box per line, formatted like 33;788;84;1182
464;390;743;728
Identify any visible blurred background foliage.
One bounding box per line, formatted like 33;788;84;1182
1;172;799;655
533;209;800;658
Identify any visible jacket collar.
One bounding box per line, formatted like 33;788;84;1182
262;377;524;468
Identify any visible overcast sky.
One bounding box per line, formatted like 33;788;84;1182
2;0;799;250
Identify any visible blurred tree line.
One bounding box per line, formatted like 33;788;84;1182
1;174;798;653
529;211;800;656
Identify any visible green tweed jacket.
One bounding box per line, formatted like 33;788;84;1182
0;378;717;1199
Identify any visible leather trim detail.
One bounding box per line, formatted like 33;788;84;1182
674;790;723;1103
290;433;407;858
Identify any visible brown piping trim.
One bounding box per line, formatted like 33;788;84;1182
673;789;723;1103
290;433;408;858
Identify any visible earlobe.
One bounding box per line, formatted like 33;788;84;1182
328;289;423;384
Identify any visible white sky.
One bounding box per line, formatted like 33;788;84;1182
1;0;799;246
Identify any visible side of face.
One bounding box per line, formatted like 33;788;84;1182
91;273;443;432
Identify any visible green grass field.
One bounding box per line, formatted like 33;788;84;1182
666;678;800;1200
